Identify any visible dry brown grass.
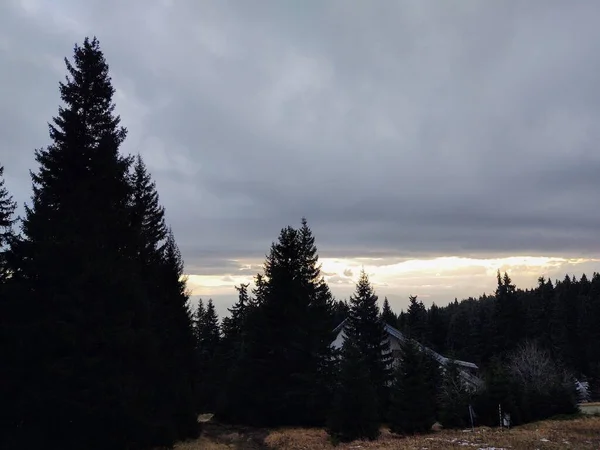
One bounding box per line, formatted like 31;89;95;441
175;416;600;450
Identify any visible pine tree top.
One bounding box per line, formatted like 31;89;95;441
196;299;206;323
347;270;382;325
223;283;251;339
205;299;219;325
56;37;125;146
163;229;184;276
42;37;126;166
24;36;132;249
345;270;392;367
230;283;250;316
381;297;397;327
197;299;221;352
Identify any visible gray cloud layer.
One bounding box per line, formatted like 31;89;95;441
2;0;600;277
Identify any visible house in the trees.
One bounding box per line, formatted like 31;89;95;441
332;319;482;389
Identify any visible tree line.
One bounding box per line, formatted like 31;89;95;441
0;37;596;449
195;244;586;442
383;271;600;386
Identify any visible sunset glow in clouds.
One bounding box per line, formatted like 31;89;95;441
186;255;598;316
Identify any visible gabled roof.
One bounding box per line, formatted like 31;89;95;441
333;318;479;371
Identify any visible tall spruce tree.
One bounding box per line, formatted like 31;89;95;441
221;219;335;426
295;217;337;421
4;37;160;449
345;270;393;417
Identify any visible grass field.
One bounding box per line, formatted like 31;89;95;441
176;415;600;449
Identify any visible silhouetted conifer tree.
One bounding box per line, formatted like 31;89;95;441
4;37;163;450
407;295;429;343
222;219;335;426
196;298;220;410
381;297;397;327
195;298;206;334
221;283;250;355
197;299;220;352
345;270;393;417
327;336;380;442
217;283;251;415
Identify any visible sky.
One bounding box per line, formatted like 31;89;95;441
1;0;600;318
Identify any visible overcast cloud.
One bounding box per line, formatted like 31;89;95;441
2;0;600;313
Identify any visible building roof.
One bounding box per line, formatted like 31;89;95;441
333;318;479;371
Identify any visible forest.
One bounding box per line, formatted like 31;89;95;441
1;37;599;450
